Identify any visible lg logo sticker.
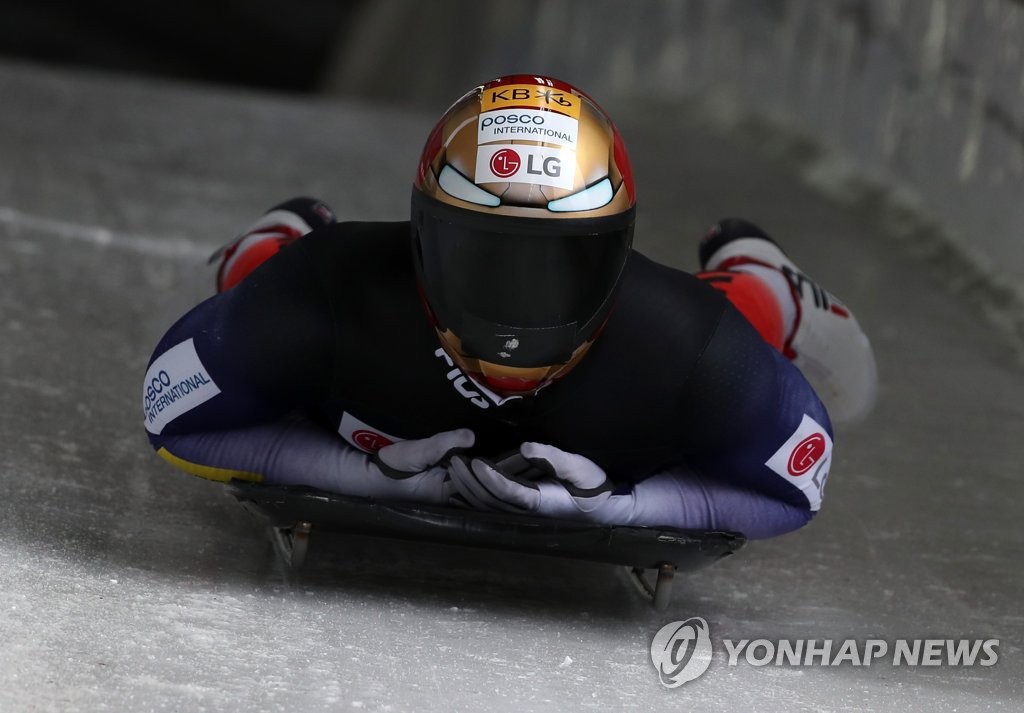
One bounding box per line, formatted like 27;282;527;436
474;144;574;190
650;617;713;687
489;148;520;178
764;414;833;511
788;432;827;475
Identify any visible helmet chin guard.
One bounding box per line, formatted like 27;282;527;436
412;75;636;395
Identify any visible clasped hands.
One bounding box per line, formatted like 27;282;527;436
369;428;617;519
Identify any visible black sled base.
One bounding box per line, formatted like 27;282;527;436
227;482;745;610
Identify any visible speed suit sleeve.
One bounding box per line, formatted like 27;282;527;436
599;308;835;540
142;236;352;484
598;464;816;540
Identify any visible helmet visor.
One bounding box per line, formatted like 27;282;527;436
414;203;633;367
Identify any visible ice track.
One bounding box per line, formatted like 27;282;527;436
1;63;1022;712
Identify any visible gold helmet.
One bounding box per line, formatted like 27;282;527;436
411;75;636;395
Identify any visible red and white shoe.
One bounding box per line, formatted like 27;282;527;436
210;197;336;292
700;219;878;423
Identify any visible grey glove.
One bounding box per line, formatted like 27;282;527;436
449;442;614;518
372;428;474;478
325;428;474;504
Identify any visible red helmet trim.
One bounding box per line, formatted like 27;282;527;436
416;119;445;186
613;129;635;204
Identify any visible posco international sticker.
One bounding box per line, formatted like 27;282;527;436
143;339;221;435
477;108;578;149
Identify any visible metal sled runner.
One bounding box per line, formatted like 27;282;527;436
227;482;745;610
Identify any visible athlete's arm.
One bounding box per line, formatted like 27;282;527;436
595;469;815;540
450;306;834;539
142;238;333;442
154;415;472;503
449;439;817;540
142;236;349;483
142;233;478;501
610;315;834;537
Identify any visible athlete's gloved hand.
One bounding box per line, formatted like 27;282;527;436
363;428;475;503
449;442;615;518
372;429;473;477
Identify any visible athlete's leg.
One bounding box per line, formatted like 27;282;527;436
697;218;877;423
211;197;336;292
697;269;787;351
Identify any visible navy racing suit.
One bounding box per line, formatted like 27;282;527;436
143;221;834;539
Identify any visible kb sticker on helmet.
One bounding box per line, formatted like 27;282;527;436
481;84;582;119
475;144;575;190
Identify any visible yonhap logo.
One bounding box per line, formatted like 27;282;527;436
650;617;713;687
648;616;1000;688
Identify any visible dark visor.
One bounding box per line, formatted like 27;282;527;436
413;192;634;366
